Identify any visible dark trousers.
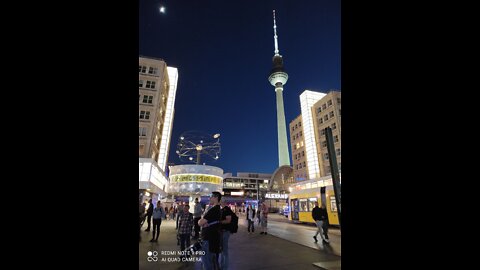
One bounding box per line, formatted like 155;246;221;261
247;219;255;232
152;218;161;240
146;214;152;230
176;213;181;229
322;221;329;239
193;217;201;238
139;216;142;241
180;233;191;253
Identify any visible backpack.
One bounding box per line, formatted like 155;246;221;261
230;211;239;233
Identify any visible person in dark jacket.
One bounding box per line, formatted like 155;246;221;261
193;197;203;239
145;199;154;231
311;202;329;243
246;204;255;233
220;200;233;270
198;192;222;270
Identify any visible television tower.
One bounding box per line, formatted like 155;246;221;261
268;10;291;166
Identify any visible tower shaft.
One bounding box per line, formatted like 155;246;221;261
275;86;290;166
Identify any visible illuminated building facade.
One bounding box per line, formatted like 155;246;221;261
139;56;179;203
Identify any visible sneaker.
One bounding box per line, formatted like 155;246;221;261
323;239;330;244
313;236;318;242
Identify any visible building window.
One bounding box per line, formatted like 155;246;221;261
324;115;329;121
139;80;144;87
336;148;341;156
292;127;295;132
316;107;321;114
322;104;327;110
139;111;150;120
142;95;154;104
319;118;323;124
337;98;341;104
299;122;302;127
329;111;334;118
148;67;158;75
139;127;147;137
339;109;341;116
146;81;156;89
139;65;147;73
300;131;302;136
300;141;304;147
334;135;339;142
139;144;145;155
303;161;306;167
324;153;329;160
327;100;333;107
296;142;300;149
320;129;325;136
332;123;337;130
322;141;327;148
302;151;305;157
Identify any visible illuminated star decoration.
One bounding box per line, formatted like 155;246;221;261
159;6;166;14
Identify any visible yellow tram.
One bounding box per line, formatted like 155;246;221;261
288;175;340;226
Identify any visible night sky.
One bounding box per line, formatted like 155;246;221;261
139;0;341;175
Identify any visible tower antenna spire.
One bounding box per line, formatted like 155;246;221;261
273;10;279;56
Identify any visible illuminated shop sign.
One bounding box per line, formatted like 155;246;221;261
265;193;288;199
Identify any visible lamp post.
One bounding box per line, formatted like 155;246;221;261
325;127;341;230
195;144;203;165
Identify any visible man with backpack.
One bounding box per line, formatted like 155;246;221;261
198;192;223;270
220;200;236;270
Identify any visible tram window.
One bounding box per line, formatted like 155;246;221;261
330;196;337;212
308;198;316;211
299;199;308;212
